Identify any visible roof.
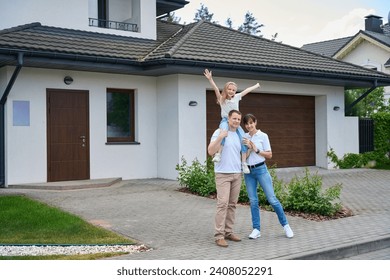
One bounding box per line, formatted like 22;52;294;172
1;20;390;88
156;0;189;16
301;36;354;57
302;29;390;61
362;30;390;48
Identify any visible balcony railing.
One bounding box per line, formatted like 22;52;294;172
89;18;138;32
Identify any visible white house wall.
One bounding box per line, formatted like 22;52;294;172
2;68;358;184
178;74;208;165
0;0;156;39
4;67;158;185
156;75;179;179
341;40;390;103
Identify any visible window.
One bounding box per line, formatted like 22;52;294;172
106;88;135;143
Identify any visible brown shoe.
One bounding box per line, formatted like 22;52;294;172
215;238;228;247
225;233;241;242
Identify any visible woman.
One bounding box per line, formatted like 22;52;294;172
242;113;294;239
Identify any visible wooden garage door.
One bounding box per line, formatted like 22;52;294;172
207;91;315;168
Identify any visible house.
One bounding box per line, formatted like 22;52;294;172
302;13;390;104
2;0;390;187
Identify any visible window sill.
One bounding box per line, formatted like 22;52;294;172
105;141;140;145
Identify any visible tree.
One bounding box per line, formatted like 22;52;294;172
225;17;233;29
238;11;263;36
194;3;216;23
345;87;389;117
161;12;181;23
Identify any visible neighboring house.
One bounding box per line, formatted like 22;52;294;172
302;13;390;104
2;0;390;187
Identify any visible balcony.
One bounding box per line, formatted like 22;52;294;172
89;18;138;32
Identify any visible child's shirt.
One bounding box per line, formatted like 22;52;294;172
220;93;242;118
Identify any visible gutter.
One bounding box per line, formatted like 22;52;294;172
0;52;23;187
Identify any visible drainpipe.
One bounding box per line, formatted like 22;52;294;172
345;79;378;115
0;52;24;187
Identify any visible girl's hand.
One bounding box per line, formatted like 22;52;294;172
204;69;212;80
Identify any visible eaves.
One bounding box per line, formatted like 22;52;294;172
334;32;390;60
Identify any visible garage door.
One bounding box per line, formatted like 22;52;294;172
206;91;315;168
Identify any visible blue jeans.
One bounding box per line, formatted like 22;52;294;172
219;117;248;152
244;164;288;230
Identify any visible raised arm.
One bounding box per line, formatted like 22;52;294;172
204;69;222;102
208;129;228;155
240;82;261;98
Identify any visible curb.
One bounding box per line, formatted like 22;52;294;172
287;235;390;260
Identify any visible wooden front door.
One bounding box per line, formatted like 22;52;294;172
47;89;90;182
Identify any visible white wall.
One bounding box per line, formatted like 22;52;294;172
2;67;359;184
342;41;389;73
178;75;208;164
4;67;158;185
323;89;359;168
0;0;156;39
156;75;179;179
342;40;390;104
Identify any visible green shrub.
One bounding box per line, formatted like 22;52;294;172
175;157;216;196
176;158;342;217
327;112;390;169
327;148;370;169
283;168;342;216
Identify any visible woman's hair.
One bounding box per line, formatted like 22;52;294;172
243;113;257;125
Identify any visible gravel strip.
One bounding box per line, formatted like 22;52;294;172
0;244;150;256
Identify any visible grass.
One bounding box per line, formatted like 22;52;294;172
0;195;135;260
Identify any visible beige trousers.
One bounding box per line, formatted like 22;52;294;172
214;173;242;240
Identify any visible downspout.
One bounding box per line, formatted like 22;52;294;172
0;52;24;187
345;79;378;115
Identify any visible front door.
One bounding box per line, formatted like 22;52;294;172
47;89;90;182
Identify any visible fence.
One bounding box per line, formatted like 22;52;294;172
359;118;374;153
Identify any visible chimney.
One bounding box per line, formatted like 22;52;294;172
365;15;383;33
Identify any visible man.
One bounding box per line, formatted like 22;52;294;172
208;109;243;247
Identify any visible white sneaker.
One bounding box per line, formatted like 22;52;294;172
283;224;294;238
242;163;250;174
248;228;261;239
212;153;221;163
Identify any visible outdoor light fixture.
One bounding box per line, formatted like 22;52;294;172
333;106;340;111
64;76;73;85
189;101;198;106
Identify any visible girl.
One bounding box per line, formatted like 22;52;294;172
204;69;260;173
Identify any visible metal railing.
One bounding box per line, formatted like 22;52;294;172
89;18;138;32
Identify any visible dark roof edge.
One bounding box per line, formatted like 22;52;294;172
0;22;42;35
359;30;390;48
148;59;390;86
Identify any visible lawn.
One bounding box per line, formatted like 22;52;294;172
0;195;135;260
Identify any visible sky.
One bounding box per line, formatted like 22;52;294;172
173;0;389;47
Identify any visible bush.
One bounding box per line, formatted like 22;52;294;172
327;112;390;169
327;148;370;169
282;168;342;216
176;158;342;217
175;157;216;196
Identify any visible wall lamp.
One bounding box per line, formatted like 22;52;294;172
333;106;340;111
189;101;198;106
64;76;74;85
